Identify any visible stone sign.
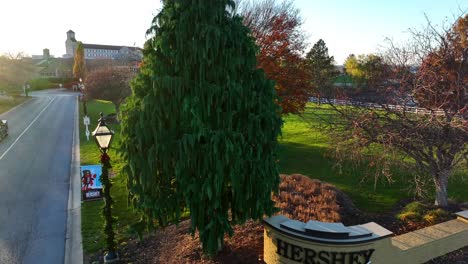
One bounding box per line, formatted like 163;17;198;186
264;211;468;264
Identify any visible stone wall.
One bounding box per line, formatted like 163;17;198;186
264;210;468;264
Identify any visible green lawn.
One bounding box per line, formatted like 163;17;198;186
0;96;28;114
80;101;468;254
278;105;468;212
278;106;409;212
79;100;141;253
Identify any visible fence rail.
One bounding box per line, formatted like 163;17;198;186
309;97;447;115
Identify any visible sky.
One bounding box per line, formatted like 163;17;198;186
0;0;466;64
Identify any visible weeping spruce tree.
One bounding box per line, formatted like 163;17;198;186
120;0;282;256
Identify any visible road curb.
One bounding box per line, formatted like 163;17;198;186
65;96;83;264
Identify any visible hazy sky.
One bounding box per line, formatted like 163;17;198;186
0;0;466;64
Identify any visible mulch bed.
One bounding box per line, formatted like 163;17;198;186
86;174;468;264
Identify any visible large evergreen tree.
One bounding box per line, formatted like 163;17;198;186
120;0;282;255
306;39;338;101
73;42;86;80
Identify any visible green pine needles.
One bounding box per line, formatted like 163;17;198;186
120;0;282;255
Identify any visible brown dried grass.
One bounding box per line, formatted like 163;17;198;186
273;174;360;224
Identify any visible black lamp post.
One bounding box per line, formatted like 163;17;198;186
92;112;118;263
80;78;88;116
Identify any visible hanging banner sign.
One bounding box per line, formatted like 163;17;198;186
81;165;103;201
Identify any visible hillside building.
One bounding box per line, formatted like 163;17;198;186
64;30;142;61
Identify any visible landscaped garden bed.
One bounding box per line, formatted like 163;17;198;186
86;174;468;263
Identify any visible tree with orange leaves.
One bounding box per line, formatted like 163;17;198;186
238;0;311;114
415;15;467;117
327;14;467;208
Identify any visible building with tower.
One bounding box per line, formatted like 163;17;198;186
65;30;78;57
64;30;142;61
30;30;142;79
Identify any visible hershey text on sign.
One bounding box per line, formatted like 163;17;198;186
81;164;103;201
264;213;468;264
276;238;374;264
85;190;101;199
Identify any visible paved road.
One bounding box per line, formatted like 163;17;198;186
0;89;77;264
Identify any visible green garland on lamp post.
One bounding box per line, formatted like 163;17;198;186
92;112;118;263
79;78;88;116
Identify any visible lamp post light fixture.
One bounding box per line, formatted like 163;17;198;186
92;112;118;263
93;113;114;152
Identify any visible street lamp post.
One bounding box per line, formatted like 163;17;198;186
80;78;90;141
79;78;88;116
92;113;118;263
23;82;30;97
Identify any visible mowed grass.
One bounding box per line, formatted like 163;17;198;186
278;105;468;212
79;100;141;253
0;97;29;114
278;106;409;212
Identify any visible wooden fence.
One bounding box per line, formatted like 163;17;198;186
309;97;447;115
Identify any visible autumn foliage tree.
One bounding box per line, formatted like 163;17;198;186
73;42;86;80
85;66;132;116
414;15;467;117
237;0;311;114
344;53;386;90
0;53;37;93
328;15;467;207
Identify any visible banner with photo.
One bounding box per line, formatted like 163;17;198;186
81;165;103;201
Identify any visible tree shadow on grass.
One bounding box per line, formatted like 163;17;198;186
278;141;410;213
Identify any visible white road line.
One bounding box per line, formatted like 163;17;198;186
0;97;56;160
